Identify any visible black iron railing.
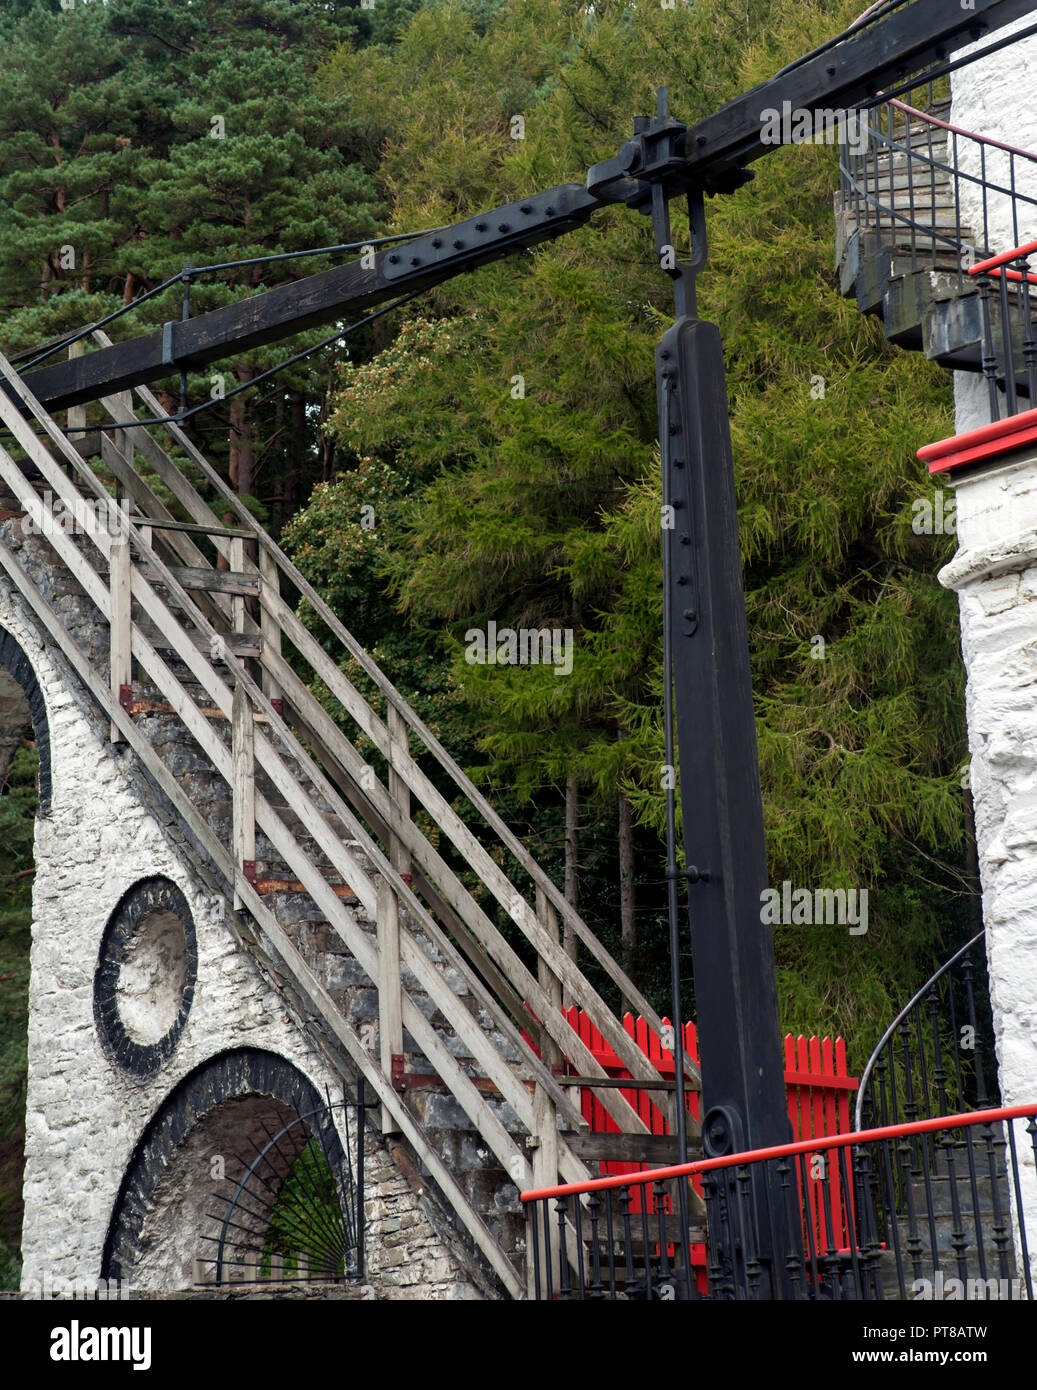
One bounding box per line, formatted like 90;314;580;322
522;1105;1037;1300
967;240;1037;420
839;89;1037;291
856;931;997;1133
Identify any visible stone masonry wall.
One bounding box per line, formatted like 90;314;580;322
0;517;481;1298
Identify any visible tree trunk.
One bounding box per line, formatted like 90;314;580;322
283;389;305;523
564;772;579;966
618;792;636;979
229;361;255;497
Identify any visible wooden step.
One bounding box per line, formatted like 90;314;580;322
120;692;279;724
138;624;264;659
141;562;260;598
584;1213;706;1248
568;1133;697;1164
254;877;359;901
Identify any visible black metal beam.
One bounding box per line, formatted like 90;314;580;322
21;185;598;411
686;0;1037;184
18;0;1033;411
591;0;1037;199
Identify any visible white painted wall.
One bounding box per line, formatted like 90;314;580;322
5;569;345;1289
937;20;1037;1277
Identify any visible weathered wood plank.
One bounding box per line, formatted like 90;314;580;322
108;538;131;743
567;1133;690;1163
258;546;282;707
376;875;403;1136
140;563;259;596
232;682;256;910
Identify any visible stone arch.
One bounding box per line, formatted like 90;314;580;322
101;1049;350;1289
0;625;51;813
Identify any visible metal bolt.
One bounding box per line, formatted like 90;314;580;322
453;239;464;249
498;223;510;232
683;609;697;622
669;423;680;435
410;256;420;265
520;205;531;214
432;237;443;248
660;350;671;360
475;222;487;232
388;253;399;263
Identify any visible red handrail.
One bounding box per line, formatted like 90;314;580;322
969;239;1037;275
521;1102;1037;1202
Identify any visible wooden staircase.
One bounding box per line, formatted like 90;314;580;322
0;334;703;1297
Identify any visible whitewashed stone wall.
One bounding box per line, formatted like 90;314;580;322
938;21;1037;1272
3;567;479;1297
939;448;1037;1270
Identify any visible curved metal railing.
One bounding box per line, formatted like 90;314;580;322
855;930;996;1132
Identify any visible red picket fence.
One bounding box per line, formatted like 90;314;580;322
559;1011;858;1274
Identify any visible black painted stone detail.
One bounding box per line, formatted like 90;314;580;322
102;1048;346;1282
0;625;52;814
94;876;197;1077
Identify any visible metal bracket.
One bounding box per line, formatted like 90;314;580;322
665;866;712;884
118;683;134;714
161;321;176;367
242;860;257;885
588;88;754;212
382;183;598;282
390;1053;407;1093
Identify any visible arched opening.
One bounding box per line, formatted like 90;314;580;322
0;628;50;1292
102;1049;358;1291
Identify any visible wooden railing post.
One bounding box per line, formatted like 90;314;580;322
259;546;283;711
108;537;131;743
232;681;256;909
387;703;412;882
66;342;86;470
530;885;563;1295
376;873;404;1136
230;535;246;634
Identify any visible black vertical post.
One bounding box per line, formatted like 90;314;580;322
648;91;796;1297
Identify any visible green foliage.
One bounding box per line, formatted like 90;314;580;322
262;1137;346;1280
285;0;973;1054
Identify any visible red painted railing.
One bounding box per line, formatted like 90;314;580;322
521;1102;1037;1201
551;1012;857;1269
561;1011;856;1173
